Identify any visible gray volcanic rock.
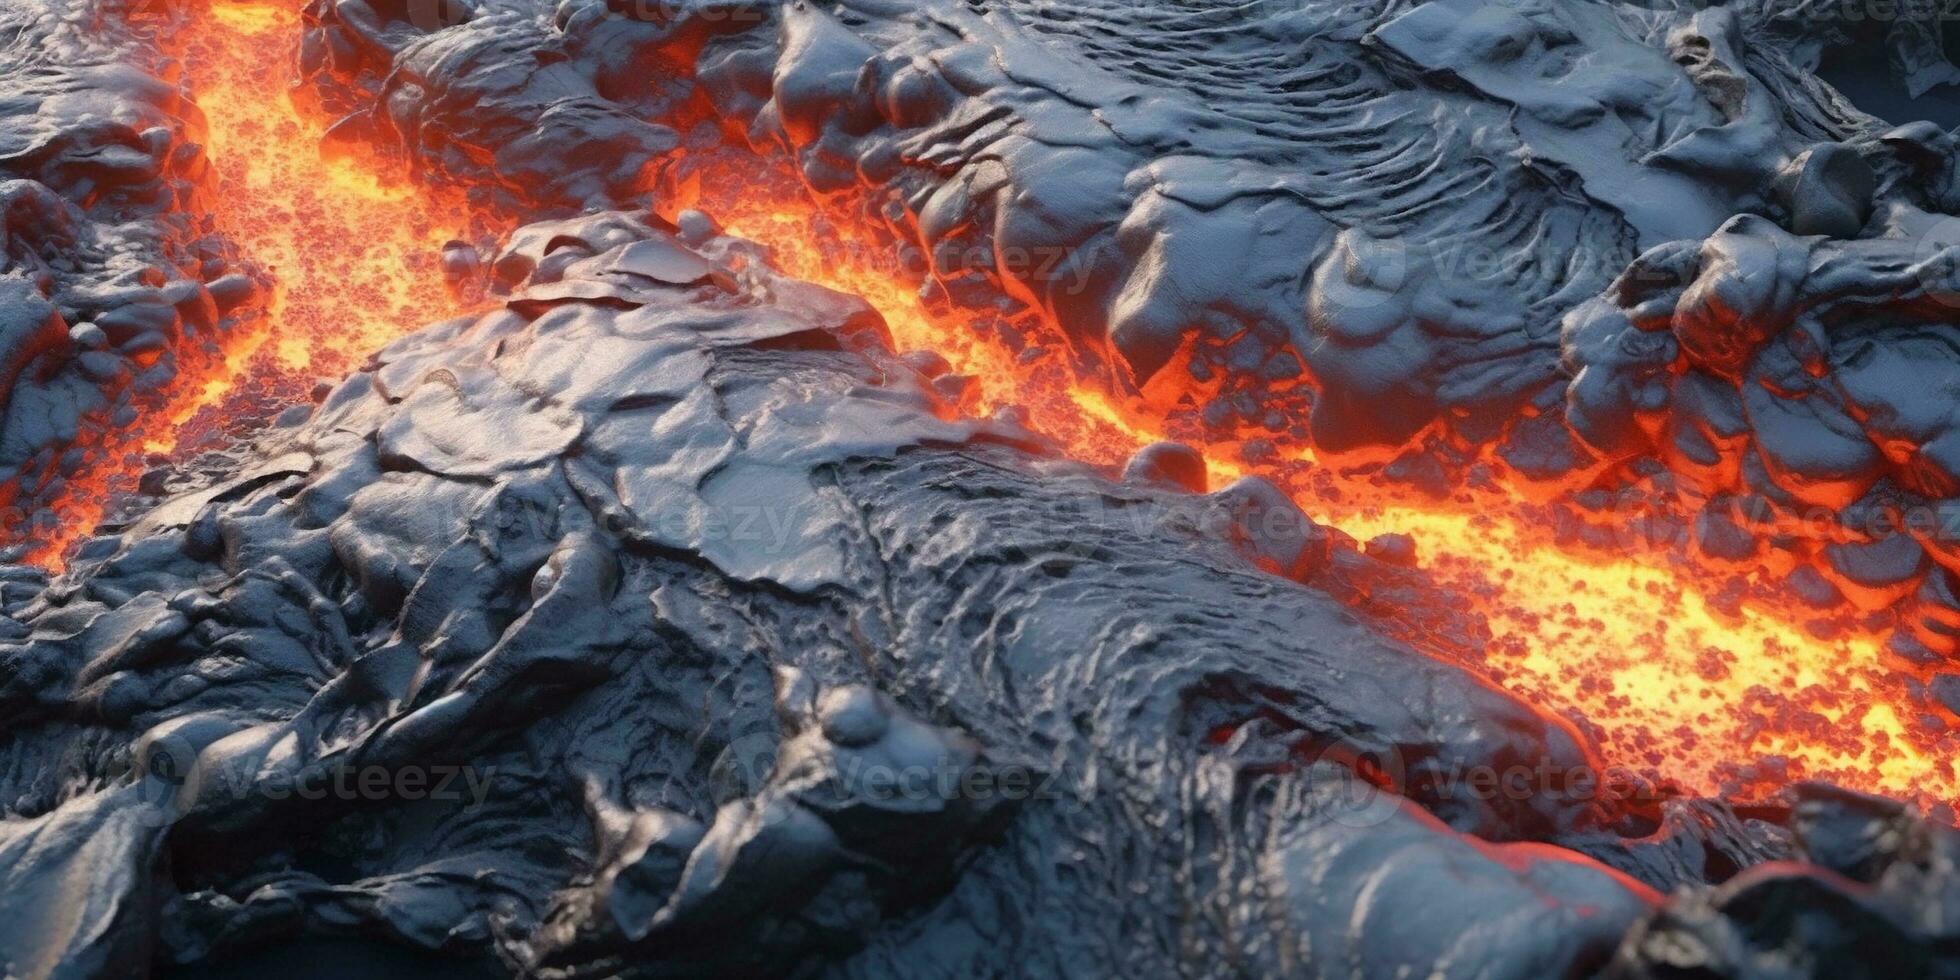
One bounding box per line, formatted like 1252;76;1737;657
0;0;257;551
0;201;1953;977
7;1;1960;976
0;212;1693;976
296;0;1960;639
1610;784;1960;978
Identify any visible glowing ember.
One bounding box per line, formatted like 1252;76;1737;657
24;0;468;565
681;172;1959;814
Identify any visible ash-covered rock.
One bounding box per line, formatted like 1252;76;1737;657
0;212;1722;976
0;0;259;552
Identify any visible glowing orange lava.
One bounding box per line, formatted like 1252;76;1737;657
21;1;1952;815
680;172;1958;816
23;0;468;565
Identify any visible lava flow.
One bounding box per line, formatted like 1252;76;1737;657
22;0;469;564
27;0;1956;816
679;174;1958;816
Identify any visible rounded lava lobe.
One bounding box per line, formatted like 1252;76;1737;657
1775;143;1876;239
1671;216;1808;382
815;685;888;748
1123;440;1207;494
1301;229;1452;455
1364;532;1417;567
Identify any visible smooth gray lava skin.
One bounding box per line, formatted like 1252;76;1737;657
0;212;1664;977
1;212;1954;978
2;1;1960;976
299;0;1960;663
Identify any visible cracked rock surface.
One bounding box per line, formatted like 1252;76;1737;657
7;0;1960;976
1;211;1955;977
298;0;1960;649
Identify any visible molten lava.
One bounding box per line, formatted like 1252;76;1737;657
24;0;469;564
24;0;1954;818
677;171;1959;816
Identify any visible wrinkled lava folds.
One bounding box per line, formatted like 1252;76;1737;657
35;0;1956;818
685;174;1957;815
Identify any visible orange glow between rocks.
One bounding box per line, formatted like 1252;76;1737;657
19;3;1952;816
23;0;467;565
686;176;1958;816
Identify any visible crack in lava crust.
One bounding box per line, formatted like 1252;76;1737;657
25;0;474;566
35;1;1955;817
678;171;1959;815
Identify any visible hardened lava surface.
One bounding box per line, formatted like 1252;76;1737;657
1;209;1956;977
23;0;481;566
6;0;1960;977
296;0;1960;804
0;213;1661;975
